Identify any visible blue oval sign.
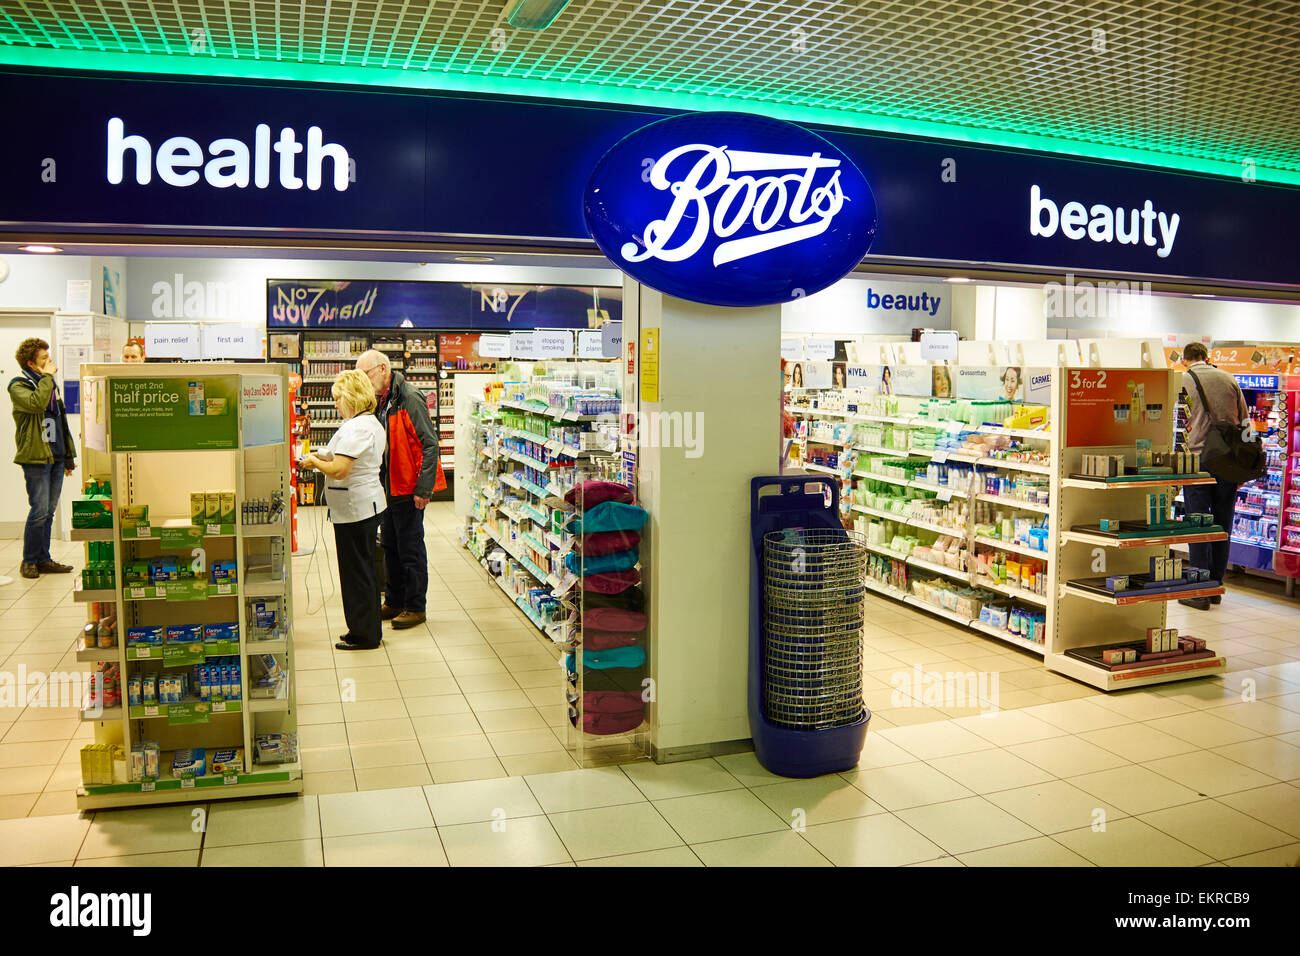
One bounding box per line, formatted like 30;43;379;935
584;112;877;308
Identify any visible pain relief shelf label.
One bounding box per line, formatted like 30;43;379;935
641;328;659;403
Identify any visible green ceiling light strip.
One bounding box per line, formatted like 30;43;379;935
0;45;1296;188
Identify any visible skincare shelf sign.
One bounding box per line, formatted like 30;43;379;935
108;377;238;451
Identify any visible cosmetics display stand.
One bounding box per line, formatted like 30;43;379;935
74;364;299;809
1047;367;1230;690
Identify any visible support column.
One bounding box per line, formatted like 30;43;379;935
627;278;782;761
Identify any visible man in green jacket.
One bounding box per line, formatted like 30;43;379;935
9;337;76;579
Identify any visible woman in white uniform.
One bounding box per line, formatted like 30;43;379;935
300;370;388;650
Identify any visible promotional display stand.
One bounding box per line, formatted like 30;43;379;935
74;363;299;809
1049;367;1229;689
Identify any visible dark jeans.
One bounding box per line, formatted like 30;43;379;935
1184;477;1239;582
334;512;383;647
22;461;64;565
381;496;428;613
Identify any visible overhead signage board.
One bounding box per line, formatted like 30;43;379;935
0;71;1297;286
144;323;201;360
202;324;261;360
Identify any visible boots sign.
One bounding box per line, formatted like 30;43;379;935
583;112;877;307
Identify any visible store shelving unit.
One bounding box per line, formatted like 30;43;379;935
74;364;298;809
791;378;1057;656
461;358;649;768
1048;367;1229;691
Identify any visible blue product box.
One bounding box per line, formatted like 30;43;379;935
1105;575;1130;591
126;626;165;646
210;560;238;583
1099;517;1121;532
165;624;203;644
171;748;206;778
149;558;179;583
203;622;239;643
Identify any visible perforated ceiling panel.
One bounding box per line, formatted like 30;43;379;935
1;1;1297;183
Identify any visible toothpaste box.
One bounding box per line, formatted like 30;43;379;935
210;748;243;775
165;624;203;644
171;748;206;778
126;626;165;646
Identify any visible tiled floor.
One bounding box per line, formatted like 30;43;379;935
1;503;1299;865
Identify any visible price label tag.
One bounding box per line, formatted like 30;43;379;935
154;584;167;597
134;646;152;659
135;526;152;538
223;774;238;786
206;523;221;536
129;586;145;599
212;700;227;713
181;778;195;789
144;705;159;717
215;583;233;595
141;781;155;792
938;488;954;502
933;451;949;464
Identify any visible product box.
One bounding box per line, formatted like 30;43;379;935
149;558;179;583
205;491;220;522
219;491;235;525
141;673;157;703
206;397;227;416
203;622;239;644
210;560;238;583
210;748;243;775
172;748;206;778
1102;648;1127;665
165;624;202;645
1100;517;1121;531
191;492;206;526
126;625;165;646
1105;574;1130;591
71;497;113;529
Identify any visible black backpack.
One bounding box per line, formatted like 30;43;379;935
1186;369;1266;484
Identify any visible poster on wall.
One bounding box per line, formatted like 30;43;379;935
1206;345;1300;376
241;375;285;448
109;377;238;450
1065;368;1168;447
792;362;834;389
269;334;299;360
892;364;935;397
102;266;123;317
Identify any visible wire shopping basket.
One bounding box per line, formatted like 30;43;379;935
762;529;867;730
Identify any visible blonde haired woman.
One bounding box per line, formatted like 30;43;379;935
300;370;388;650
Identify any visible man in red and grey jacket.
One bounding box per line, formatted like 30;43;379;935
357;350;446;629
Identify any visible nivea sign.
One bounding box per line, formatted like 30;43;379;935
583;112;877;308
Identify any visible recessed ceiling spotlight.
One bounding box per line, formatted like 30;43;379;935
944;276;972;283
19;244;62;254
454;255;496;263
1191;293;1215;298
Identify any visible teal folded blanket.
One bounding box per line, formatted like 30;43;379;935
565;547;639;575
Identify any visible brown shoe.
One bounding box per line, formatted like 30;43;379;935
20;562;39;579
391;611;426;629
380;604;401;621
36;560;73;574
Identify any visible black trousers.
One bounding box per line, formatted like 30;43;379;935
334;512;383;647
381;496;429;613
1184;477;1239;582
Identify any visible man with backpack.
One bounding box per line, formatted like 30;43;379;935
1180;342;1249;610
